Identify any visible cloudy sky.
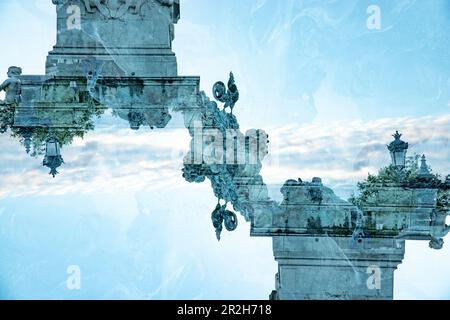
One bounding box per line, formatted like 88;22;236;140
0;0;449;299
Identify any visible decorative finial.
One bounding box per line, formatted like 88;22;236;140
18;127;33;154
388;131;408;151
24;138;31;154
50;168;59;178
418;154;432;178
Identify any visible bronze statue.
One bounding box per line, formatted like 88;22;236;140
213;72;240;114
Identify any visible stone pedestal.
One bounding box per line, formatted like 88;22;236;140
251;180;448;300
7;0;199;171
14;0;199;132
272;236;405;300
47;0;180;77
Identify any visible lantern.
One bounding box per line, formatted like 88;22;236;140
43;135;64;177
387;131;408;170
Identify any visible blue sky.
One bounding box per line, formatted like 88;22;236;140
174;0;450;126
0;0;449;299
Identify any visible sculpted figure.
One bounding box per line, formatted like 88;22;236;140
83;0;151;19
0;66;22;106
213;72;240;114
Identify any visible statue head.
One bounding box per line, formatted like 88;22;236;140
429;237;444;250
127;111;145;130
7;66;22;78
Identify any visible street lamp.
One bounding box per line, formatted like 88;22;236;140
387;131;408;170
43;134;64;178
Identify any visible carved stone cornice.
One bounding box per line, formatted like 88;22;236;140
52;0;179;21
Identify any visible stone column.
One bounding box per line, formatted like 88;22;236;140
272;236;405;300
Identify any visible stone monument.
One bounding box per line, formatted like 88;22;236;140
49;0;180;77
8;0;198;175
0;1;448;300
251;133;450;300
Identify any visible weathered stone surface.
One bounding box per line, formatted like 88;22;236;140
273;236;405;300
0;1;199;178
48;0;180;77
1;0;449;301
252;179;358;236
14;76;199;130
253;178;448;300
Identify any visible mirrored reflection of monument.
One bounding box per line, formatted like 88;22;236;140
0;0;448;300
0;0;197;177
250;132;450;300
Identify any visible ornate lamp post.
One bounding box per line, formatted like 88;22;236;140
387;131;408;171
43;132;64;178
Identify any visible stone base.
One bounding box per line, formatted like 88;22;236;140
272;236;405;300
46;48;178;78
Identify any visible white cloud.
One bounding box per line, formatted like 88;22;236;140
262;115;450;198
0;126;190;198
0;114;448;201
